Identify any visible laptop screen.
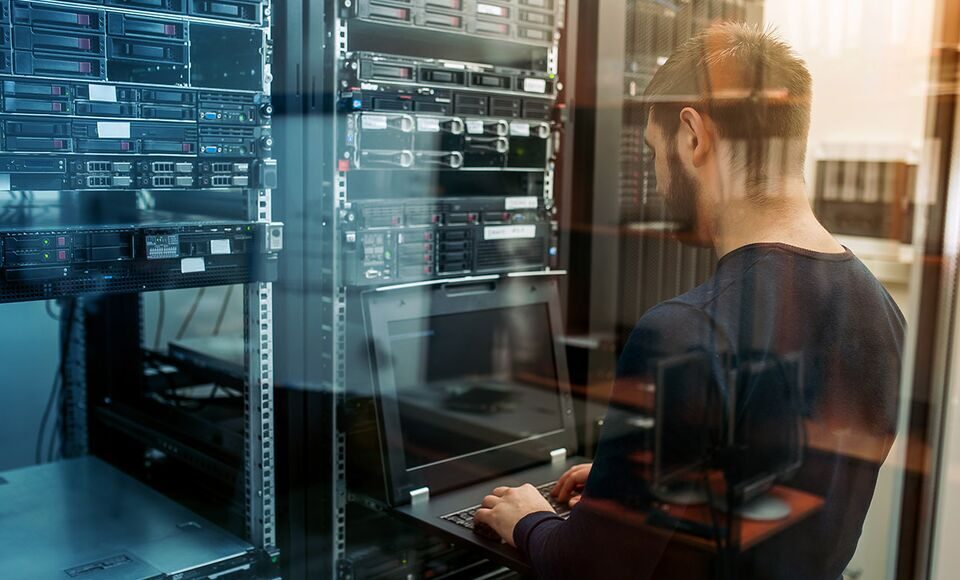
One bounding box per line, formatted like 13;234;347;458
385;303;565;472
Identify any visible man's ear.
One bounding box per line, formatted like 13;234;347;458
679;107;712;168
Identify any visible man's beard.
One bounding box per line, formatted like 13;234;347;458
661;150;699;235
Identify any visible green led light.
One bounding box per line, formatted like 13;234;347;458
42;238;50;245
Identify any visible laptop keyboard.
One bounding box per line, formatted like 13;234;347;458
440;482;573;538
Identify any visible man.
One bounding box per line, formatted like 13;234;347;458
474;22;904;579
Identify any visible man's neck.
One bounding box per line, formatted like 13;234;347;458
711;189;845;258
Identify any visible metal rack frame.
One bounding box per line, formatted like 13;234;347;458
276;0;573;576
39;0;283;567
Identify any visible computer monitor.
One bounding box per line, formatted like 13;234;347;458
652;351;724;504
726;354;805;520
651;351;804;518
364;277;577;505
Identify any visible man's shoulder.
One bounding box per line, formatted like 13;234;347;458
629;300;717;350
636;300;708;331
617;301;723;378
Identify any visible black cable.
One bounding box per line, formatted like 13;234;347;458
47;390;61;462
44;300;61;320
212;285;234;336
34;370;61;464
154;291;166;350
35;299;76;464
176;287;206;340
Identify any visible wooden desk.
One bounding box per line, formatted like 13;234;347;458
571;487;825;579
654;486;825;551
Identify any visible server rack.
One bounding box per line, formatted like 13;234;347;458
0;0;282;576
274;0;573;577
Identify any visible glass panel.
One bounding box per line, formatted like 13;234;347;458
2;0;958;578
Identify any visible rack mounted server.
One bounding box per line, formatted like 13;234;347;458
346;0;560;46
0;214;281;302
0;0;274;190
342;196;551;285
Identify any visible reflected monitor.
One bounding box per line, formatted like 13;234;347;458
653;351;723;505
727;354;805;520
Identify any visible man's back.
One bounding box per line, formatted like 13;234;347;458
515;243;905;579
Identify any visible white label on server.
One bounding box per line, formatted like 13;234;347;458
466;120;485;134
88;84;118;102
417;117;441;132
0;174;10;190
180;257;206;274
505;196;538;210
477;3;506;16
97;122;130;139
523;78;548;94
485;225;537;240
510;122;531;137
361;114;389;130
210;239;231;255
360;82;380;91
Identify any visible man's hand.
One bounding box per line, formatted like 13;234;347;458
475;484;556;546
553;463;592;507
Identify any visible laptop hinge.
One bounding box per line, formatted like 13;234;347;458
409;487;430;507
550;448;567;467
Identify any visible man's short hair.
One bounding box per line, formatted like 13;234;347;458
644;22;813;173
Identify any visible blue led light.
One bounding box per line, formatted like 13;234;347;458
353;99;363;109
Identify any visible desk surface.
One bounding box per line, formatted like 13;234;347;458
574;380;916;471
655;486;825;551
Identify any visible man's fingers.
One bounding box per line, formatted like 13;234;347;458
492;486;510;497
555;467;587;501
475;507;492;524
569;495;581;508
555;477;576;501
481;494;501;509
553;467;578;497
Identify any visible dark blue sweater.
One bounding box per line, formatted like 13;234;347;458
514;243;905;579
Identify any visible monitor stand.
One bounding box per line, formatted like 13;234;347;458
722;494;792;521
652;483;708;506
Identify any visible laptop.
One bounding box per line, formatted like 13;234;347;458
363;275;585;570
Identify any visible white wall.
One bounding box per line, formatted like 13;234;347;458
765;0;934;178
762;1;936;579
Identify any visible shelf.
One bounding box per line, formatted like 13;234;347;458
0;456;257;579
